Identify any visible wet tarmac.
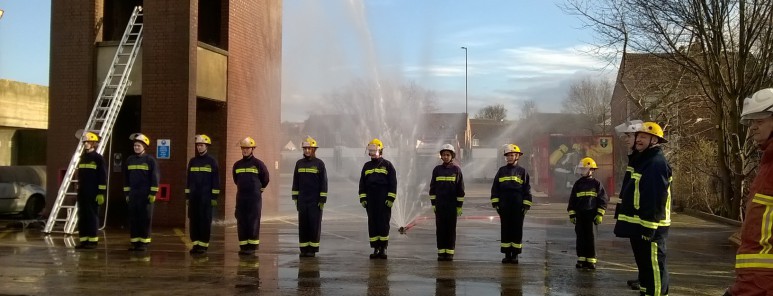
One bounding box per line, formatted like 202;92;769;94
0;179;737;295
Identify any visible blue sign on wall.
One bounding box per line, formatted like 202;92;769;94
157;139;170;159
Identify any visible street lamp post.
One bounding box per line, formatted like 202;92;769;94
460;46;467;116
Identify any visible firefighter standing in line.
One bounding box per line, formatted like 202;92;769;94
123;133;160;252
186;134;220;255
725;88;773;296
292;136;328;258
613;122;672;296
232;137;270;256
359;138;397;259
491;144;533;264
429;144;465;261
613;119;644;290
567;157;608;270
75;131;107;250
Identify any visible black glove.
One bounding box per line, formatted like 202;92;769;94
522;205;531;215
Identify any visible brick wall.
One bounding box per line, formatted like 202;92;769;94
225;0;283;219
142;0;197;227
46;0;100;213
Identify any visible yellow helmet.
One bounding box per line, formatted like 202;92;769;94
130;133;150;146
368;138;384;150
503;144;522;155
194;134;212;145
239;137;256;148
579;157;598;169
81;131;99;142
637;122;668;143
302;136;318;148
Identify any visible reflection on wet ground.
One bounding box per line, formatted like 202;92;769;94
0;182;736;295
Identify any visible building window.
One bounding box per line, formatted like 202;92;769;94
472;138;479;147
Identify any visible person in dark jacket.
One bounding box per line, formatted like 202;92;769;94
359;138;397;259
186;134;220;255
613;120;645;290
233;137;270;256
613;122;672;296
75;131;107;250
292;136;328;258
567;157;608;270
429;143;465;261
491;144;533;264
123;133;160;252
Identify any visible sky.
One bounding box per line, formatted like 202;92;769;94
0;0;617;122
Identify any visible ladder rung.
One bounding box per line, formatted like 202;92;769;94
65;192;77;196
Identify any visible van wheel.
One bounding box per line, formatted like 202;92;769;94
23;195;45;219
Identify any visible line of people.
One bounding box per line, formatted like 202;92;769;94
68;87;773;296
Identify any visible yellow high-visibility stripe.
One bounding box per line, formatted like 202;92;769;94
299;242;310;247
297;168;319;173
78;163;97;169
379;236;389;241
193;241;210;247
235;168;259;174
498;176;523;184
239;240;248;245
760;203;773;254
185;189;190;193
429;195;436;200
577;191;597;197
150;187;159;192
359;193;366;198
438;249;447;254
212;189;220;194
128;164;149;170
597;208;606;215
292;191;299;195
735;253;773;268
98;185;107;190
568;210;576;215
500;243;510;248
387;193;396;198
365;168;388;175
587;257;597;263
320;192;328;197
190;167;212;172
309;242;320;247
651;242;662;296
87;237;99;242
753;193;773;206
491;198;500;203
247;239;260;245
123;187;130;192
617;214;663;229
626;166;634;173
446;249;455;254
665;177;673;223
513;243;523;248
577;257;586;262
523;200;532;206
457;197;464;202
435;176;457;182
632;173;642;210
369;237;378;242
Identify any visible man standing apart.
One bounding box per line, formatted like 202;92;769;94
491;144;532;264
124;133;160;252
233;137;269;255
75;132;107;249
186;134;220;254
614;122;672;296
726;88;773;295
292;136;328;258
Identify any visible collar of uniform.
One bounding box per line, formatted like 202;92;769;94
762;138;773;164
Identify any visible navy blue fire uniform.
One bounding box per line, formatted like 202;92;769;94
429;162;465;257
567;175;608;267
614;146;672;296
491;163;532;259
77;150;107;245
359;158;397;252
185;153;220;251
292;157;328;255
232;155;269;252
123;153;159;248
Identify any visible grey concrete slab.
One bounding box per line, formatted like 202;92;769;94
0;179;736;295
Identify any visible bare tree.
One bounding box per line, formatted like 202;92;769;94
474;104;507;121
562;76;613;128
520;100;538;119
562;0;773;218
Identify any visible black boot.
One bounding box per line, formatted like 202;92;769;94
502;252;512;264
446;254;454;261
511;253;519;264
369;248;379;259
627;279;640;290
378;247;388;259
575;260;584;269
75;242;96;250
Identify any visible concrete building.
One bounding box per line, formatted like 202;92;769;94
0;79;48;166
47;0;282;227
